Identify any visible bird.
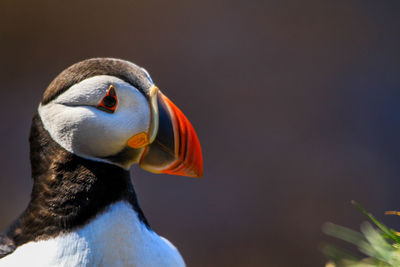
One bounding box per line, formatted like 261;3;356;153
0;58;203;267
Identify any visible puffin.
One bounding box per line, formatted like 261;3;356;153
0;58;203;267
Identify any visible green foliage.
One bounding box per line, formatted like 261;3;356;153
322;202;400;267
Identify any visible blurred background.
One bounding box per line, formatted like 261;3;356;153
1;0;400;266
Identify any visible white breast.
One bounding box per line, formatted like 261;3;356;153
0;202;185;267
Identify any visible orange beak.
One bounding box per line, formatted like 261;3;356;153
137;90;203;178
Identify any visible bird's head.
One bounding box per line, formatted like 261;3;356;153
37;58;202;178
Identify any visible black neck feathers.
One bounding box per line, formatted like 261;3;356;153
3;113;149;250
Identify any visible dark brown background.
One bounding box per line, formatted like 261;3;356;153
1;0;400;266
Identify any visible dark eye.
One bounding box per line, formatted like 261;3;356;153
97;85;118;113
102;95;116;108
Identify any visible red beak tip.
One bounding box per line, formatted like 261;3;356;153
162;164;203;178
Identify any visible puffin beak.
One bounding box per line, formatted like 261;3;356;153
134;88;203;178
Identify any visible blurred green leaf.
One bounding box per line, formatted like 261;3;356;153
323;201;400;267
352;201;400;243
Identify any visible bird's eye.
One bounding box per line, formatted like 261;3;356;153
97;85;118;113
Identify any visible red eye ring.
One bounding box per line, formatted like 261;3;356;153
97;85;118;113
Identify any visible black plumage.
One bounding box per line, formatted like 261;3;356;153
0;113;149;258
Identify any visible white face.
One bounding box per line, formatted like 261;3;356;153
38;75;151;167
